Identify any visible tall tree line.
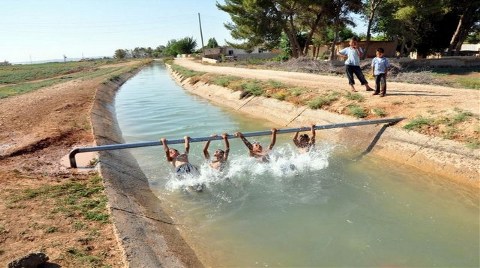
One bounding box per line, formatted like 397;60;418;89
217;0;479;59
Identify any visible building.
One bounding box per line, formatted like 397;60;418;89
203;46;279;62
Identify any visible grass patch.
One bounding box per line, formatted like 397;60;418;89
0;60;113;84
403;116;434;130
454;77;480;89
0;61;145;99
73;221;87;231
436;108;474;126
344;92;365;102
211;75;240;87
466;138;480;149
9;175;110;223
372;108;387;117
272;91;288;101
347;104;367;118
170;64;205;80
307;92;339;109
0;79;60;99
442;127;458;139
242;80;264;96
66;247;103;266
289;87;306;96
267;79;286;89
45;226;58;234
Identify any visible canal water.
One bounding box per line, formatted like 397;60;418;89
115;63;479;267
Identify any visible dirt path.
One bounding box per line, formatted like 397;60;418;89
175;58;480;121
0;61;144;267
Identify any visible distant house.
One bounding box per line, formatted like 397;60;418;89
203;46;279;62
459;43;480;56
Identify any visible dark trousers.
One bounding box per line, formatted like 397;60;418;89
345;65;368;85
375;73;387;94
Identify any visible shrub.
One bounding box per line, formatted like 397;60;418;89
242;80;264;96
212;75;239;87
290;87;305;96
372;108;387;117
307;92;339;109
272;91;288;101
347;105;367;118
403;116;433;130
344;92;365;102
268;79;286;89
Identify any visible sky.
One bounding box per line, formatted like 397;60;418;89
1;1;367;63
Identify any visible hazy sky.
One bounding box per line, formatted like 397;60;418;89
1;1;366;63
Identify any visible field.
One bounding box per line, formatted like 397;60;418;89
0;60;135;99
0;59;149;267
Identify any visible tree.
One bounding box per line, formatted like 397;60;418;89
465;27;480;44
217;0;363;59
176;37;197;54
361;0;386;59
217;0;283;52
114;49;127;59
372;0;449;57
207;38;219;48
152;45;165;58
324;0;363;60
163;37;197;57
446;0;480;55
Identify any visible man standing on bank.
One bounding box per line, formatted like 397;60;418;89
337;37;374;92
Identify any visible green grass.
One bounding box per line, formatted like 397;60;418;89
211;75;240;87
66;247;103;266
242;80;264;96
347;104;367;118
272;91;288;101
45;226;58;234
9;175;110;223
307;92;339;109
344;92;365;102
466;138;480;149
436;108;474;127
170;64;205;79
403;116;434;130
289;87;306;96
0;79;60;99
0;61;112;84
267;79;286;89
454;77;480;89
372;108;387;117
0;61;144;99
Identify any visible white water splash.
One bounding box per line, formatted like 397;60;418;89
164;143;333;192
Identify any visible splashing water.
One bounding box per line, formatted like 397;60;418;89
164;143;332;193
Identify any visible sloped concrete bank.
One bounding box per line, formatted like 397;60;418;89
168;66;479;188
90;69;203;267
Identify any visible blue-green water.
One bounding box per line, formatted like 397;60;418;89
115;63;479;267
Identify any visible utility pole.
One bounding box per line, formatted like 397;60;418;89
198;13;205;56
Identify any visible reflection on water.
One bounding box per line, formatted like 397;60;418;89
115;63;479;267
